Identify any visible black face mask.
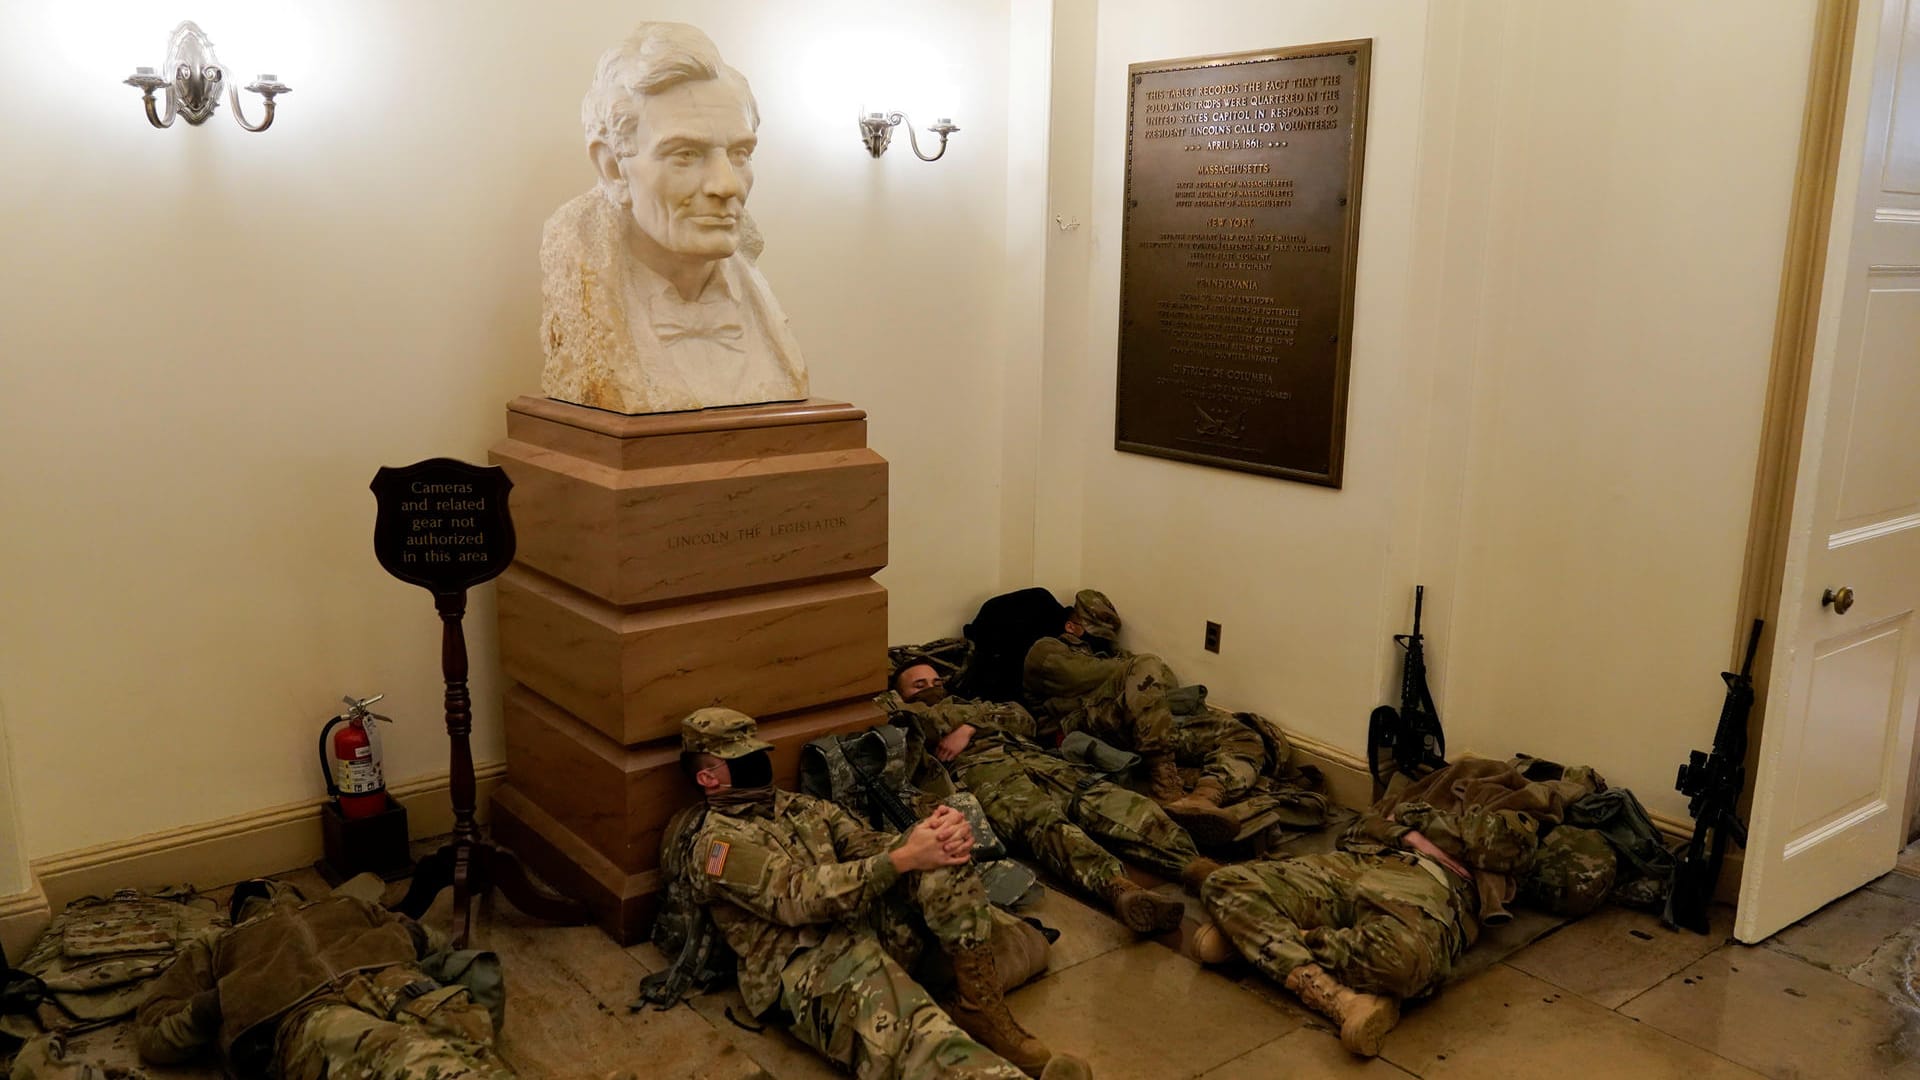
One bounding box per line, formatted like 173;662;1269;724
727;749;773;789
1082;635;1117;656
909;685;950;706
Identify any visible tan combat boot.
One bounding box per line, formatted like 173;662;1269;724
1144;753;1187;804
1100;877;1185;934
1039;1053;1095;1078
1184;921;1236;965
1162;778;1240;847
1284;963;1400;1057
944;942;1054;1077
1179;856;1224;891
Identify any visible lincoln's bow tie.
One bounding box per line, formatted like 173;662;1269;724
654;309;746;349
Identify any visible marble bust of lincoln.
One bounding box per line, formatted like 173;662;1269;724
540;22;807;414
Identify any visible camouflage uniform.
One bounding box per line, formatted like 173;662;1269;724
1021;591;1269;800
680;709;1026;1080
1203;792;1616;1002
879;690;1203;890
1364;755;1609;924
1201;849;1478;999
272;964;505;1080
133;881;509;1079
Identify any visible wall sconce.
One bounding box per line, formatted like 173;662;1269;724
859;111;959;162
124;21;290;132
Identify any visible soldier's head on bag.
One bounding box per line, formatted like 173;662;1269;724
681;708;776;791
1518;825;1617;916
894;662;949;705
1068;588;1121;647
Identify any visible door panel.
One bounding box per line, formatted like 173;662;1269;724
1791;619;1907;840
1881;1;1920;191
1739;0;1920;941
1833;286;1920;527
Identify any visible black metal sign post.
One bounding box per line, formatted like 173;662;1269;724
371;457;586;946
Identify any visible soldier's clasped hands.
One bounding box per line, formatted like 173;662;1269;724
890;805;976;872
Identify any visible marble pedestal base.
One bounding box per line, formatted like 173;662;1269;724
489;397;890;943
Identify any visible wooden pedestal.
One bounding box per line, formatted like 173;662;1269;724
489;397;889;943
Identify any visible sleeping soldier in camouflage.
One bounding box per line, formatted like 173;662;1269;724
1021;589;1270;842
677;708;1092;1080
886;664;1223;934
133;877;510;1079
1192;804;1616;1057
1366;755;1605;924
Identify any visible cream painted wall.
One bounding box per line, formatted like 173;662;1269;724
0;699;27;898
1423;3;1817;819
0;0;1021;858
1044;0;1817;819
1044;0;1436;748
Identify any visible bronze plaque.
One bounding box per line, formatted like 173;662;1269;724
1117;40;1371;487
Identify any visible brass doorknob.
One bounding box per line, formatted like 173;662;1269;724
1822;586;1855;615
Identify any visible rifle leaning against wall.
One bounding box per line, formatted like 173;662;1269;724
1368;585;1448;792
1663;617;1765;935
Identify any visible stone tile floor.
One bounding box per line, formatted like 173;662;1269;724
34;855;1920;1079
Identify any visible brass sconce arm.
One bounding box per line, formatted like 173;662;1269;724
230;76;291;133
859;111;960;162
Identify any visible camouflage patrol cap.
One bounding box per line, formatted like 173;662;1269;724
680;707;774;759
1518;825;1617;916
1072;589;1121;639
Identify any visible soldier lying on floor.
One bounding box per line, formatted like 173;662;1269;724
1022;589;1322;846
1366;754;1606;922
132;876;510;1080
1188;798;1616;1057
884;663;1222;933
673;707;1092;1080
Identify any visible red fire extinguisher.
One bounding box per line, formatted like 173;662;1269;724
320;694;394;819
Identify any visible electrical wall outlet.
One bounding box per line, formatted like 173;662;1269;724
1204;621;1222;653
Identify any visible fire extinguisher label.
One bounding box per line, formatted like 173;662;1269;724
335;759;383;794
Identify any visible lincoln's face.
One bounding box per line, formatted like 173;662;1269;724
616;78;757;262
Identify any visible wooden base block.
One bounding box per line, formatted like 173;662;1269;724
492;784;658;945
492;397;888;608
491;396;893;945
499;570;888;745
499;688;886;931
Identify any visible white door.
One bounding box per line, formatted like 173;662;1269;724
1738;0;1920;943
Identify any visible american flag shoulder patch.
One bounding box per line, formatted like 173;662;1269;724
704;840;730;877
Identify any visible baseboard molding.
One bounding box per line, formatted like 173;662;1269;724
0;880;51;961
30;764;505;914
1279;727;1375;810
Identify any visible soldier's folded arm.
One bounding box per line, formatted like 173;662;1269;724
894;699;956;743
132;936;221;1064
963;701;1038;739
698;823;902;927
1343;810;1413;851
821;797;908;861
1022;637;1110;698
